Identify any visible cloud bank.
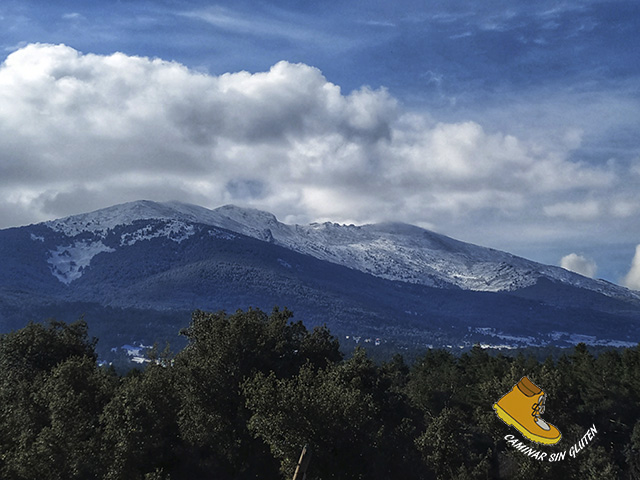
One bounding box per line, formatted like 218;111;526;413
0;44;633;258
623;246;640;291
560;253;597;278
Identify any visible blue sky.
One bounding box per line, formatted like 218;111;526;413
1;0;639;286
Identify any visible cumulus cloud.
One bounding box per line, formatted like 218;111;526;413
560;253;597;278
622;245;640;291
0;43;623;234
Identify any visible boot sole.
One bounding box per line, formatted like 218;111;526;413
493;402;561;445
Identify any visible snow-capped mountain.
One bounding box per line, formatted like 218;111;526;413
44;200;639;300
1;200;639;354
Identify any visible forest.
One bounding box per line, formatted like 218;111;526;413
1;308;640;479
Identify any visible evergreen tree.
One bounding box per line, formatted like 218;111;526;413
173;307;340;477
0;319;108;479
101;364;180;480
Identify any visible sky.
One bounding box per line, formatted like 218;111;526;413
0;0;639;287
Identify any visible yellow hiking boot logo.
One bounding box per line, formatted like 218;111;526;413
493;376;561;445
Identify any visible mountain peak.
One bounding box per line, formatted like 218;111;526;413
212;204;280;226
45;200;177;236
44;200;284;240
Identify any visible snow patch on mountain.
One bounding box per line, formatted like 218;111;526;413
120;221;195;246
205;206;638;299
45;200;279;240
45;201;191;237
208;229;237;241
48;241;115;284
277;258;292;269
470;327;639;349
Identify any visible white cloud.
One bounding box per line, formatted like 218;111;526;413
560;253;597;278
0;43;626;240
543;201;600;220
622;245;640;291
62;13;83;20
610;200;639;218
181;6;339;45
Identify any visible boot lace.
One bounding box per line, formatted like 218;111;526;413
532;395;550;430
532;395;545;417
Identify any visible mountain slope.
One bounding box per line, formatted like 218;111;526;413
44;201;639;299
1;200;639;354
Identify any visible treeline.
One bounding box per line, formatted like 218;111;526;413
1;309;640;479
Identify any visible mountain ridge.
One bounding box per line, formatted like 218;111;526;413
42;200;639;300
2;199;639;355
